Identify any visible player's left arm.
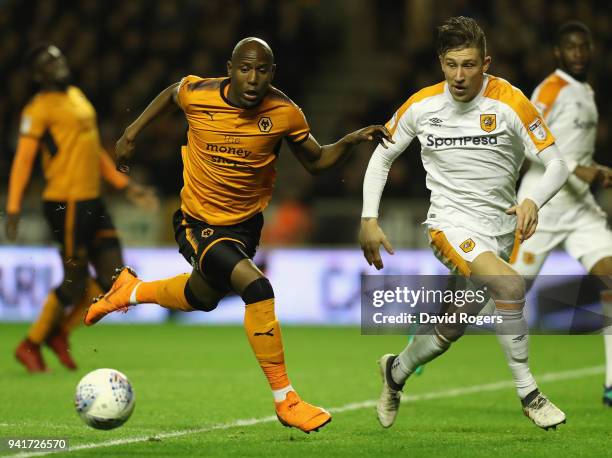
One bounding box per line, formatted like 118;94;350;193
507;144;569;241
99;150;159;210
507;93;570;241
288;126;393;175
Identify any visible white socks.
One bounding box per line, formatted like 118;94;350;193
272;384;294;402
495;306;537;399
392;332;450;386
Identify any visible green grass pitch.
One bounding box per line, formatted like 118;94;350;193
0;323;609;457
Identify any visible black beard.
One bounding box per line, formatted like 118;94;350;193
560;60;589;82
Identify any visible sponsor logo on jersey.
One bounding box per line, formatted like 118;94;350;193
426;134;498;148
205;143;252;158
258;116;273;132
480;114;496;132
528;118;547;141
201;228;214;238
573;118;597;130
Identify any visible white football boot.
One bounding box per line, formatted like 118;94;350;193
522;391;566;430
376;354;404;428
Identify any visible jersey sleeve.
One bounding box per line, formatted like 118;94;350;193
508;90;555;155
384;101;418;155
19;100;47;139
530;77;568;125
176;75;202;114
285;105;310;144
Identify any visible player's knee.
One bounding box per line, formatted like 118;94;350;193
56;275;88;305
488;275;525;303
240;277;274;304
184;281;219;312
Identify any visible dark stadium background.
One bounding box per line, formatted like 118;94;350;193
1;4;612;453
1;0;611;247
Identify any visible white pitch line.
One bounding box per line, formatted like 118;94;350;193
9;365;604;458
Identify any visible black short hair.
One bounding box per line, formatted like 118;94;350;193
556;20;591;45
436;16;487;59
24;43;52;70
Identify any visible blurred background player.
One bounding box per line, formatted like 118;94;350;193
6;44;157;372
360;17;570;430
84;37;392;433
512;21;612;406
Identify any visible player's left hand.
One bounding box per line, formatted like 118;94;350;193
4;212;20;241
596;164;612;188
345;125;394;148
125;183;159;211
506;198;538;242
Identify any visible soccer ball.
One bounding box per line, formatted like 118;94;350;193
75;368;135;430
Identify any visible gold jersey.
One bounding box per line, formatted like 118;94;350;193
176;76;310;225
19;86;102;201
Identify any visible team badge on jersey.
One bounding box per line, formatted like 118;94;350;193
460;238;475;253
480;114;496;133
258;116;273;132
522;251;535;265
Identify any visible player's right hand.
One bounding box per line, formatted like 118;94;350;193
506;198;538;242
5;212;20;241
115;130;136;173
359;218;394;270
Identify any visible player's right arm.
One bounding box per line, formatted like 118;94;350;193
5;136;40;240
115;81;181;170
360;101;417;269
5;103;46;241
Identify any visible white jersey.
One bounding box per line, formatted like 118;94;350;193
365;75;554;236
518;69;603;230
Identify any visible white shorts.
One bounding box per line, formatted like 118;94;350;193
512;208;612;275
427;224;519;276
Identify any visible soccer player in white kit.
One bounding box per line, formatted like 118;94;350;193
511;21;612;407
360;17;570;430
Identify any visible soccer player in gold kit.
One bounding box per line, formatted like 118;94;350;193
5;44;157;372
85;37;392;433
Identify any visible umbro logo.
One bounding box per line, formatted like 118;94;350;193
254;328;274;337
429;117;443;126
512;334;527;343
202;111;215;121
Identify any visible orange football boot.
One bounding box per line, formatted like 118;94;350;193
275;391;331;433
84;267;140;326
15;339;48;373
46;329;77;370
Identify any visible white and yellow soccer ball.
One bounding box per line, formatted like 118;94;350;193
75;368;135;430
